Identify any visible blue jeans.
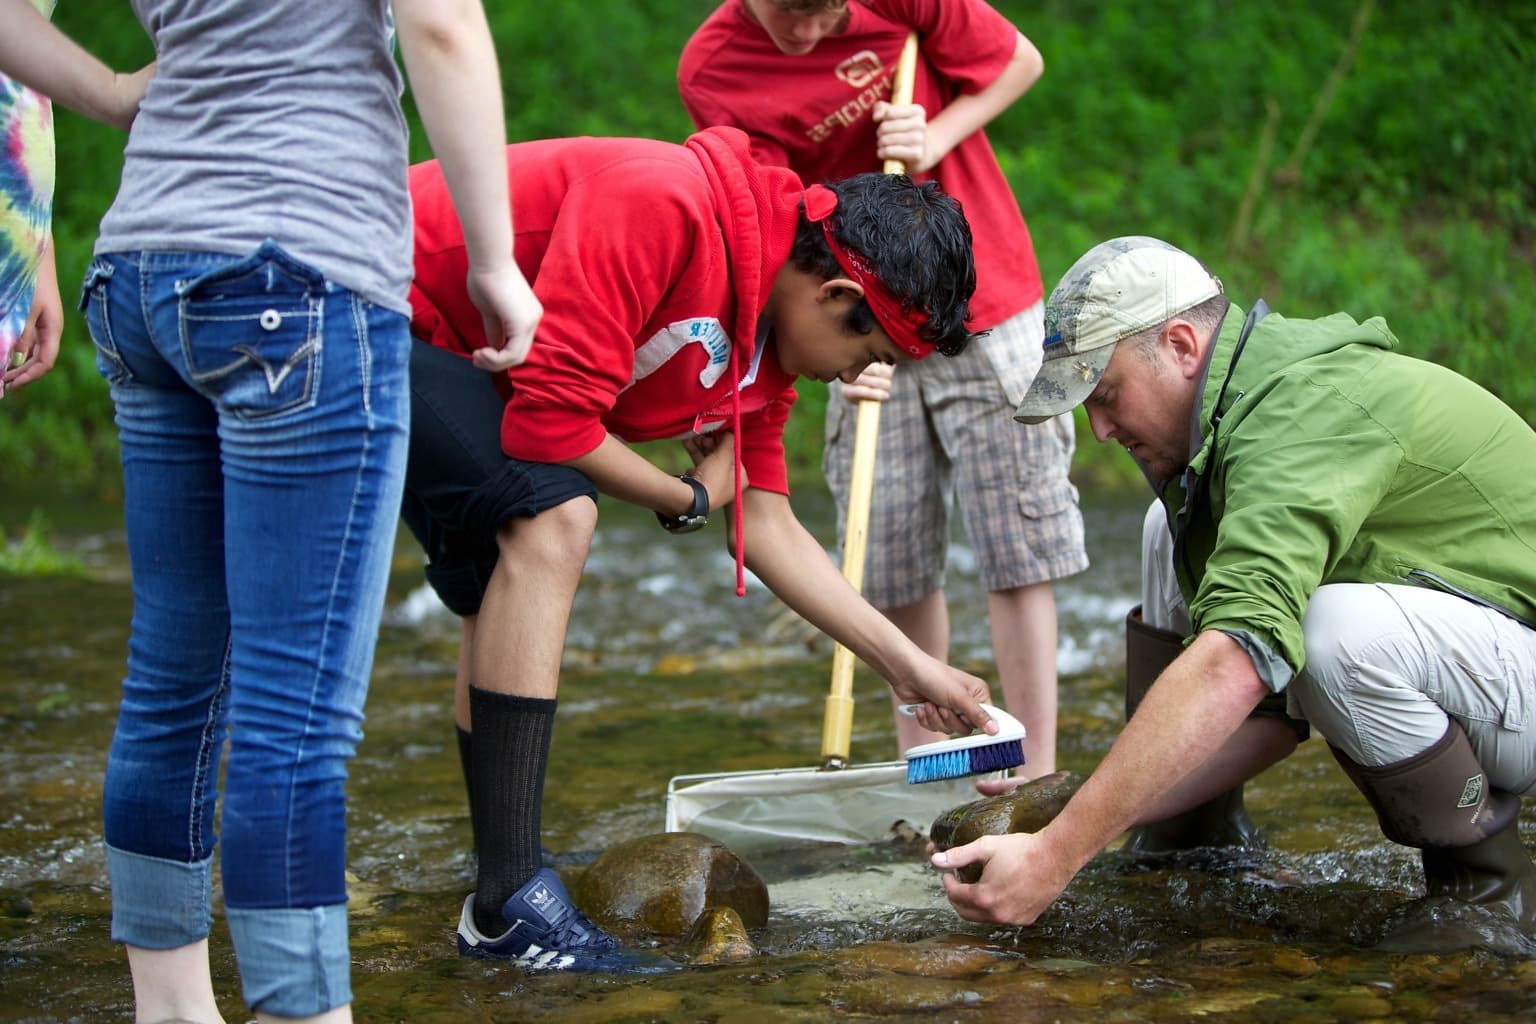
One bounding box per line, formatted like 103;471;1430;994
83;243;409;1017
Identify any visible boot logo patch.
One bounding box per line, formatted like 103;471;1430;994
1456;773;1484;809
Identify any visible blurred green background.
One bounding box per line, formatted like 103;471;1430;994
4;0;1533;494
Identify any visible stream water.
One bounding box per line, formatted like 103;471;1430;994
2;485;1533;1022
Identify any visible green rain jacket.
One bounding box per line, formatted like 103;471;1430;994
1157;302;1536;693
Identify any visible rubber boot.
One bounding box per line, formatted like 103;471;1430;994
1120;605;1266;853
1331;719;1536;952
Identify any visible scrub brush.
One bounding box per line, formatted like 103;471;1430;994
899;704;1027;784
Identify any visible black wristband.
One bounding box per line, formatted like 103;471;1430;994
656;474;709;534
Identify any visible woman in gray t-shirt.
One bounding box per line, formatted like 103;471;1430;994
3;1;538;1020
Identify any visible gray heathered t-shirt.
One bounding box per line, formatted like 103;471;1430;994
95;0;413;313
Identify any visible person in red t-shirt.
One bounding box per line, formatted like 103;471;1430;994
402;126;997;972
680;0;1089;784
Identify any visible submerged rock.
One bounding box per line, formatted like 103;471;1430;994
573;832;768;938
682;905;757;964
837;939;1000;978
929;771;1086;882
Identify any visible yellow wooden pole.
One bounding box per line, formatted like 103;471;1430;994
822;31;920;769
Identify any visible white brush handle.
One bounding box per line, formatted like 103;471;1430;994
896;703;1025;740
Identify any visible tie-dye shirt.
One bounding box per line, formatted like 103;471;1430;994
0;0;58;371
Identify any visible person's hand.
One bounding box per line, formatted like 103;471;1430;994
873;100;932;173
931;830;1071;925
680;431;720;467
835;361;893;403
106;61;156;131
467;263;542;372
889;655;994;737
680;431;743;511
2;245;62;398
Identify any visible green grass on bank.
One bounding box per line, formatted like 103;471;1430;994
0;510;84;577
3;0;1532;496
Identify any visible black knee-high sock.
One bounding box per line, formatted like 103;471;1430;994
456;725;478;854
467;686;555;936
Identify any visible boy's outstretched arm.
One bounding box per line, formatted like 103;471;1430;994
738;487;996;735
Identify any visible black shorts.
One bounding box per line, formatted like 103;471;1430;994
402;341;597;617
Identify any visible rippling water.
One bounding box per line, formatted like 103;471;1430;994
3;486;1534;1022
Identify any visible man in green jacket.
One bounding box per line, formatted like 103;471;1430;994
932;236;1536;952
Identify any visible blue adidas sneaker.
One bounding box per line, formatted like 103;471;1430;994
456;868;676;973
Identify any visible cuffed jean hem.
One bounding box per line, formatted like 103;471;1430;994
107;844;214;949
226;903;351;1017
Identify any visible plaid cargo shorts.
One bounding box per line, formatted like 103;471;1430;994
822;302;1088;607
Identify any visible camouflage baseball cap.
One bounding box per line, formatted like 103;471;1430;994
1014;237;1222;424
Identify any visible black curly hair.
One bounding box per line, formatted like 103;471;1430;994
790;172;977;357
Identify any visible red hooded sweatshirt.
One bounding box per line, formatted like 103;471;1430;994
408;127;809;590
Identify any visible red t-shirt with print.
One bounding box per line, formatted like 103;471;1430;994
680;0;1042;330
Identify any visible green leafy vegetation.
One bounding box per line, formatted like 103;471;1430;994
4;0;1531;496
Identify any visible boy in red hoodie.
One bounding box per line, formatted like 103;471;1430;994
404;126;991;971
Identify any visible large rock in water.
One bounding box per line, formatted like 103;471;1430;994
929;771;1086;882
573;832;768;938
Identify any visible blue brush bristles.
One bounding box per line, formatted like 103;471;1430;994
901;704;1028;785
905;736;1025;784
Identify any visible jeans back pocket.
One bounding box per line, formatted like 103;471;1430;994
177;242;324;421
80;257;132;386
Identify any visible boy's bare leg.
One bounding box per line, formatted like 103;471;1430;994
471;500;595;700
455;500;595;933
988;581;1059;777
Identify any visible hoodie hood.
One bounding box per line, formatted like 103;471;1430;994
685;126;807;351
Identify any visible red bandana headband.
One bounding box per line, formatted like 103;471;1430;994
804;184;935;359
